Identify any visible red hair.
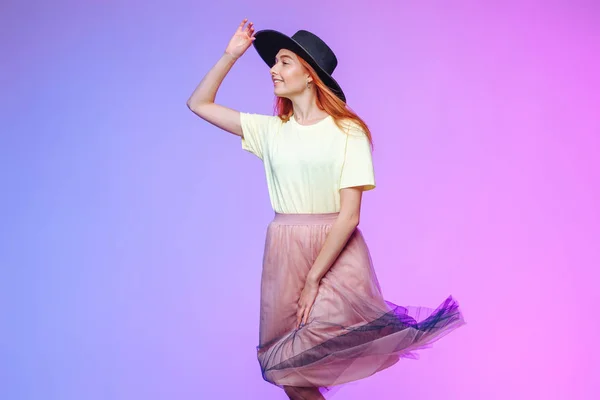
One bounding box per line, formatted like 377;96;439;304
273;56;374;147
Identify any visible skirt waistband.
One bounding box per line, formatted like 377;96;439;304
272;212;339;225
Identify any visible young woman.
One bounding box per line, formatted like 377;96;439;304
187;19;465;400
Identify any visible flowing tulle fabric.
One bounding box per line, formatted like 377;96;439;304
258;212;465;391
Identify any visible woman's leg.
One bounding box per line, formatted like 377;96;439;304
283;386;302;400
299;387;325;400
283;386;325;400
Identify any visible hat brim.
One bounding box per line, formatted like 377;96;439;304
252;30;346;103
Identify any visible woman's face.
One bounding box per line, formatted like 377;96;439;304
270;49;312;99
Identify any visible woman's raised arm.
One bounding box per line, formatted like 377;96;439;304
186;19;256;137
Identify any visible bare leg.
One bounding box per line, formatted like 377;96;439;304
283;386;303;400
284;386;324;400
300;387;325;400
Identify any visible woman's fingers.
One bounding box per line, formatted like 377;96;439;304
238;18;255;37
296;307;304;329
296;302;313;329
240;20;255;40
302;301;313;326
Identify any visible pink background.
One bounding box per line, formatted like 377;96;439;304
2;0;599;399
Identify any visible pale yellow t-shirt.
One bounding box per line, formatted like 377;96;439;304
240;112;375;214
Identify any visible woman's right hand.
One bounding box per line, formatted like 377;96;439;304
224;19;256;59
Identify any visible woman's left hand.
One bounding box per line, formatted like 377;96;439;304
296;278;320;329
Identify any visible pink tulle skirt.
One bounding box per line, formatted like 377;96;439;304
257;212;465;389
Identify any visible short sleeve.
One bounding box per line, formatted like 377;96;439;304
240;112;278;160
339;124;376;191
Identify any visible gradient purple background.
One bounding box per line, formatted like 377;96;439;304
2;0;599;399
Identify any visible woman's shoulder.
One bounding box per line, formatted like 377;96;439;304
334;117;368;138
241;112;284;122
240;112;286;131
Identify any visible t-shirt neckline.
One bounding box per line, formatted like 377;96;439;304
291;114;332;128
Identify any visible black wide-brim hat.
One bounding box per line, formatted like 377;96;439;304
252;29;346;103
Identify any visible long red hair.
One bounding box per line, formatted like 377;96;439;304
273;56;374;147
